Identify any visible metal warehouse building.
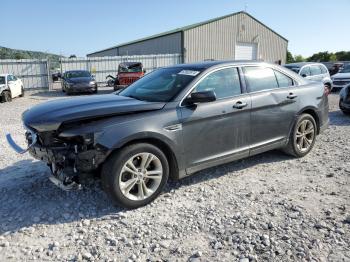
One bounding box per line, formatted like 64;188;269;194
87;11;288;64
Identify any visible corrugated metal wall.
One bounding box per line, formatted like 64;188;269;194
184;13;287;64
87;48;118;57
0;59;49;89
60;54;182;84
88;32;182;57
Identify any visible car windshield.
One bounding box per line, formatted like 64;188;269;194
119;64;142;73
340;65;350;73
119;67;203;102
66;71;91;78
284;65;300;73
0;77;5;85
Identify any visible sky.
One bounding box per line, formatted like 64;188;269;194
1;0;349;58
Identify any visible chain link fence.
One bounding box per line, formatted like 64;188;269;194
59;54;183;84
0;54;182;90
0;59;49;89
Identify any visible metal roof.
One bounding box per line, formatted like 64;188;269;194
87;11;288;56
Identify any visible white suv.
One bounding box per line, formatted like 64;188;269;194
284;62;333;93
0;74;24;102
331;64;350;91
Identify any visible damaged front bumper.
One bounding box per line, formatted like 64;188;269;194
6;130;108;190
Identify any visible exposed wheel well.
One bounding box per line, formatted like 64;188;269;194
300;109;320;134
120;138;179;180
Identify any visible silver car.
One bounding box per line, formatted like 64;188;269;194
331;64;350;91
284;62;333;93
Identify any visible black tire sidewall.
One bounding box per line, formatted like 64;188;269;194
291;114;317;157
4;91;12;102
102;143;169;208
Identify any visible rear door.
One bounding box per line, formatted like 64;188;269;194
180;67;251;171
242;66;299;154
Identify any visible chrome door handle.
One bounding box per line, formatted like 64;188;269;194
233;101;248;109
287;93;297;99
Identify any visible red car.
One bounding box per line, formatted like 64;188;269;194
114;62;145;90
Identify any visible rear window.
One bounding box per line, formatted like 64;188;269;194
320;65;328;74
310;65;322;76
243;67;279;92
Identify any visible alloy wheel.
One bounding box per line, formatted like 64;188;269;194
295;119;315;153
119;152;163;201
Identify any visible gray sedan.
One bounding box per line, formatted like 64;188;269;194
7;61;329;208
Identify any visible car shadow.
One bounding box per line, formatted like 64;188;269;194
0;150;290;234
0;159;122;235
329;110;350;126
166;149;291;192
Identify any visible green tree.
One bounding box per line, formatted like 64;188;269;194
286;50;295;63
307;51;332;62
329;54;337;62
335;51;350;61
294;55;306;62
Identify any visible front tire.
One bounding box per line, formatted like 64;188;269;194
283;114;317;157
101;143;169;208
2;91;12;102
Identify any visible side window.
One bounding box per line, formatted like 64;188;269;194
243;66;279;92
12;75;17;81
300;66;311;76
310;65;322;76
320;65;328;74
194;67;241;99
274;70;294;88
7;75;13;82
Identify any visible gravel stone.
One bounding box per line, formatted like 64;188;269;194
0;91;349;261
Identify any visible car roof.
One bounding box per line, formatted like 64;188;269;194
168;60;269;70
285;62;324;68
0;74;9;77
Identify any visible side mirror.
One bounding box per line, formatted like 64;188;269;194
143;69;146;74
183;90;216;105
301;74;307;78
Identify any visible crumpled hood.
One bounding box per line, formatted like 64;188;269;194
23;94;166;131
333;72;350;79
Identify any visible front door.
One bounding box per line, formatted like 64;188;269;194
180;67;251;172
242;66;299;154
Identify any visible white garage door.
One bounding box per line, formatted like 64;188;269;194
235;42;258;60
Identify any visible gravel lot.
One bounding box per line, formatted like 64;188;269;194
0;90;349;262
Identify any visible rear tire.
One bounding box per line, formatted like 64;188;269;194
101;143;169;208
2;91;12;102
283;114;317;157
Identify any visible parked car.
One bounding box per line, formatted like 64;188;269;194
114;62;145;90
339;84;350;115
284;62;333;94
0;74;24;102
61;70;97;95
331;64;350;91
7;61;329;208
